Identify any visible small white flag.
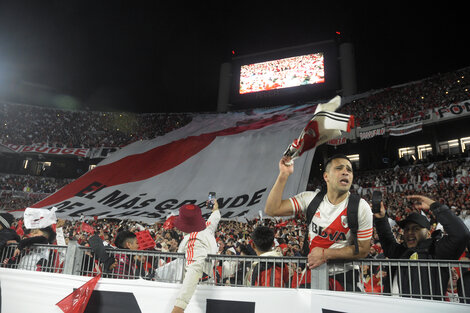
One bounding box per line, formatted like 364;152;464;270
56;227;66;246
24;207;57;229
283;96;354;164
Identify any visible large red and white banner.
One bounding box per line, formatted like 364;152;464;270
25;97;351;222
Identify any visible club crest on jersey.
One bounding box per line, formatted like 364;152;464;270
341;216;348;228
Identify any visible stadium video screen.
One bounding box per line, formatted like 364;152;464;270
239;52;325;94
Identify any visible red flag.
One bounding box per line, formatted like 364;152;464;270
93;215;98;222
275;221;288;228
16;219;24;237
135;230;156;250
81;222;95;234
283;96;354;162
56;274;101;313
163;215;177;230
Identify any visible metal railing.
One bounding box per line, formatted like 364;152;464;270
76;245;185;281
1;243;68;273
204;254;312;288
1;242;469;304
327;259;470;303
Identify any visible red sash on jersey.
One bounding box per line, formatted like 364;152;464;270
309;207;348;251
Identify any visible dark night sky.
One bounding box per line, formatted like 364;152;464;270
0;2;467;113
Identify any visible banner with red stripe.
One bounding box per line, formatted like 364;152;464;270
21;97;352;222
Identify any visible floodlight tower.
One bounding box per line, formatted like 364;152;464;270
217;62;231;113
338;42;357;97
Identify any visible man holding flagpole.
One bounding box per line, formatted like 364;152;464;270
263;96;373;290
265;154;373;290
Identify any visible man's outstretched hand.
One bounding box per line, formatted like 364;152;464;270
406;195;435;211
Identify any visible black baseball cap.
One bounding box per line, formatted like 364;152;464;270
398;213;431;230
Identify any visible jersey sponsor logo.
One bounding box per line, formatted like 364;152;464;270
311;222;347;242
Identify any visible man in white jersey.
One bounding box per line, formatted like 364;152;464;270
265;154;373;276
171;201;221;313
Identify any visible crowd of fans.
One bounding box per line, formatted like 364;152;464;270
0;66;469;305
325;156;470;237
1;155;469;258
0;173;72;212
0;154;469;304
0;103;192;148
338;66;470;127
0;173;72;194
1;67;468;150
0;157;470;244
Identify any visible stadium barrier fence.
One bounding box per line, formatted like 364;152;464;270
1;242;469;303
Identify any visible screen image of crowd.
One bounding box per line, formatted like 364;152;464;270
0;66;470;305
239;53;325;94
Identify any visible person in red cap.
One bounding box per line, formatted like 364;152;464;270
171;198;220;313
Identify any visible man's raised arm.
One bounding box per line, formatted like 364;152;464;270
264;156;295;217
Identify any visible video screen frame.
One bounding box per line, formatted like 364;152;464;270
230;40;339;108
239;52;325;94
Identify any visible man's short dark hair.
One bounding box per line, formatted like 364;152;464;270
251;226;274;252
40;226;56;244
114;230;136;249
239;244;256;255
324;154;352;172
